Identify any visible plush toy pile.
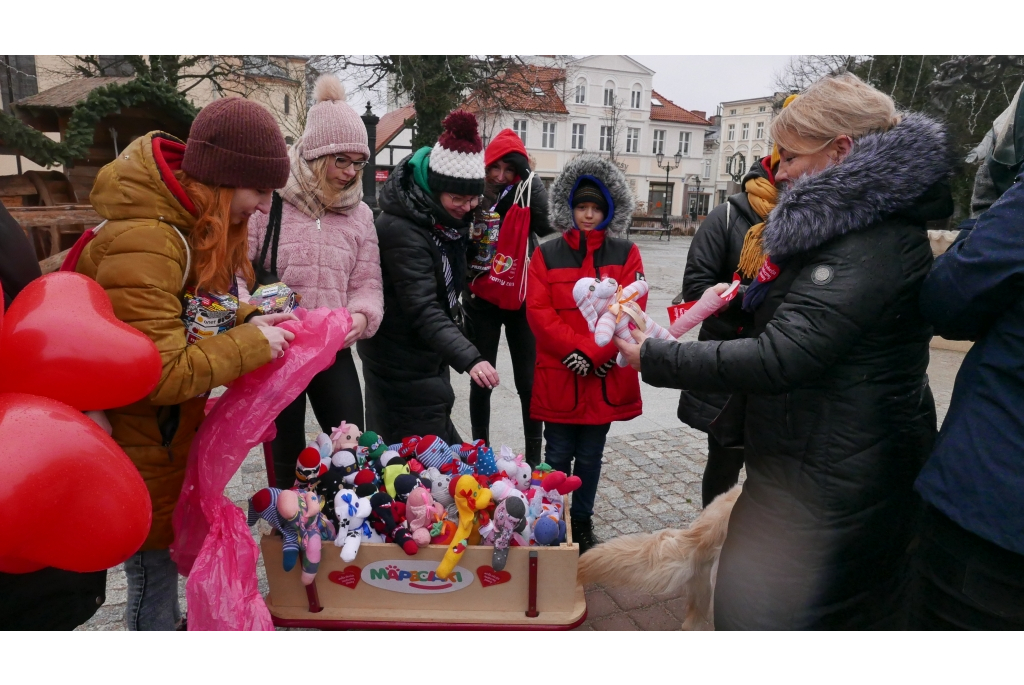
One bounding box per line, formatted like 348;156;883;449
248;428;583;582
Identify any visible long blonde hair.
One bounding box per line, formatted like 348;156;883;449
770;72;902;155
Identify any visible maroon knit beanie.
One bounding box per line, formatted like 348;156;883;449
181;98;290;189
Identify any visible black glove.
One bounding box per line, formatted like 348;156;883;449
561;350;593;377
594;358;616;378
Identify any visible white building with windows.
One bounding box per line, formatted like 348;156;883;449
714;95;777;206
474;55;713;219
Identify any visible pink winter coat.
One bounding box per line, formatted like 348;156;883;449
246;200;384;339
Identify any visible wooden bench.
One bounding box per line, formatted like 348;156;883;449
627;215;672;241
0;172;91;258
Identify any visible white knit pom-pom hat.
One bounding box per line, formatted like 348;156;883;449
302;74;370;161
427;109;485;196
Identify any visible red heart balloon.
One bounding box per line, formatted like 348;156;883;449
328;565;362;589
0;272;162;411
0;392;152;573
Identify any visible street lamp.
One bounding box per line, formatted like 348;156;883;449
726;151;746;183
688;173;703;221
655;149;683;228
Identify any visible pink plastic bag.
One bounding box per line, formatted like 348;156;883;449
170;307;351;631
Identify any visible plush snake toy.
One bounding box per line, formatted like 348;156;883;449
573;276;675;366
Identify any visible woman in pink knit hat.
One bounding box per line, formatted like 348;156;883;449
246;74;384;488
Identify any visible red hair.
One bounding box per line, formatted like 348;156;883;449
174;171;254;293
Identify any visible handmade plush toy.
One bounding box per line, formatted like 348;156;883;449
436;475;493;581
294;446;328;490
358;430;387;463
393;473;422;503
415;435;472;474
248;487;336;584
381;451;412;498
668;282;738;339
332;490;381;562
318;447;361;523
529;471;582;546
472;444;499;477
369;492;418;555
330;422;362;453
488;497;528;571
423;467;458;519
353;467;380;498
574;276;675;367
495;446;533;492
406;486;445;547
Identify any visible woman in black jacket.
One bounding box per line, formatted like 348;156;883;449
358;111;498;444
464;129;555;465
618;73;954;629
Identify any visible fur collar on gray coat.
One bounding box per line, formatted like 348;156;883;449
549;154;636;237
763;113;954;261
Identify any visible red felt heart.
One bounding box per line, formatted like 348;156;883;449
0;393;152;573
477;565;512;588
0;273;162;411
328;565;361;589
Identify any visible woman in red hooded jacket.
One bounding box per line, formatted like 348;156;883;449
526;153;644;553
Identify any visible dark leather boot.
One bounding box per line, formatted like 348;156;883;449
570;516;599;555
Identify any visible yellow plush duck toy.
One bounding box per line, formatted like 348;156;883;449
436;475;492;580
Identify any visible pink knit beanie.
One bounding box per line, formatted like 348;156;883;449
301;74;370;161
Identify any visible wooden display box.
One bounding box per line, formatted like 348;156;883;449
262;533;587;630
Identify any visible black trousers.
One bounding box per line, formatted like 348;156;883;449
271;347;363;489
701;434;745;508
363;364;463;447
463;296;542;441
911;504;1024;630
0;568;107;630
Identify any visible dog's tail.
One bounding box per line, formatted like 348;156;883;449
577;484;740;597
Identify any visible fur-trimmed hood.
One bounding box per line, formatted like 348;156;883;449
549;154;636;237
763;113;955;261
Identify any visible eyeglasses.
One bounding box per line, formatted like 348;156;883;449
444;194;481;211
334;156;369;170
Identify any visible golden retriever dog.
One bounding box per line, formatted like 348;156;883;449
577;484;741;630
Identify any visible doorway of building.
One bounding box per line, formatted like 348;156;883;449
648;182;673;216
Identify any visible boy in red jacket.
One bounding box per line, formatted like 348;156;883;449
526;154;644;553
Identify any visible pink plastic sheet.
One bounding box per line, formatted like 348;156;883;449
170;307;351;631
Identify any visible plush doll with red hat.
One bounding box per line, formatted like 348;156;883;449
294;445;328;491
368;492;418;555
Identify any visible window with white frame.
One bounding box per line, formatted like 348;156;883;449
759;105;766;112
727;124;735;141
626;127;640;153
603;83;615;106
703;158;711;179
652;129;665;155
678;131;691;156
575;82;587;104
756;121;765;139
741;122;750;140
513;119;527;145
729;108;737;115
571;123;586;150
542;122;556;149
599;126;614;152
631;87;642;109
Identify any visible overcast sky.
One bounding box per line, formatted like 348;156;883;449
346;55;799;118
631;55;797;115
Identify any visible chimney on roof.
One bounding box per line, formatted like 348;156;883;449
692;110;706;120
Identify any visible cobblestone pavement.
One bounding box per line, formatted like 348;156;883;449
77;236;965;631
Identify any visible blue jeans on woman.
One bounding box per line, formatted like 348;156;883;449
542;422;610;519
124;549;181;630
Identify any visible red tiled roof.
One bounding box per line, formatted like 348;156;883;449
376;104;415;152
649;90;711;125
466;65;568;115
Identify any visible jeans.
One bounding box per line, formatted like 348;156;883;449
464;297;542;442
542;422;610;519
124;549;181;631
911;505;1024;630
271;347;364;489
702;434;745;508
